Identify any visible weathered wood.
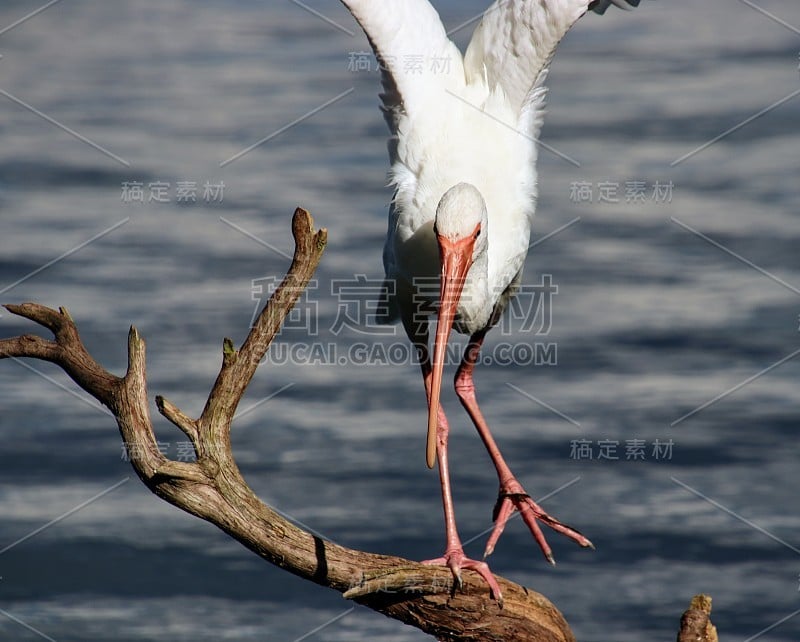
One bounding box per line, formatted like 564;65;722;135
677;594;718;642
1;208;578;641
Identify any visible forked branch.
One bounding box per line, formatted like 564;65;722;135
2;210;717;641
0;208;576;642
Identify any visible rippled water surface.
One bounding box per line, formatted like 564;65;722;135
1;1;799;640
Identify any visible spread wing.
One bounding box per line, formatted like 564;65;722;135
339;0;463;136
340;0;644;133
463;0;644;116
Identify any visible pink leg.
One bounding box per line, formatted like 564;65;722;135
454;331;594;561
413;342;503;604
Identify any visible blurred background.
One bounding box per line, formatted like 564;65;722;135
1;0;799;640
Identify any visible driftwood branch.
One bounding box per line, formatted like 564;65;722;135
677;595;718;642
1;208;717;641
1;208;575;641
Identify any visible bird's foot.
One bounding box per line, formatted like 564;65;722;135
422;547;503;606
485;477;594;562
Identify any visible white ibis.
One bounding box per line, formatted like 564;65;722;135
341;0;643;601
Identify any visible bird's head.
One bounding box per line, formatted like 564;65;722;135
433;182;488;255
426;183;488;468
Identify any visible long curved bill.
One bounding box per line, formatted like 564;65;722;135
426;230;478;469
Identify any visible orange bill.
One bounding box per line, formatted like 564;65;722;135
426;227;479;468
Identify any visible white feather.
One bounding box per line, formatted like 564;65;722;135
340;0;635;334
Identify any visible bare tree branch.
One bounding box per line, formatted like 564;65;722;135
1;208;580;641
2;209;719;640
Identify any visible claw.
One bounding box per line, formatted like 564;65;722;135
449;562;463;589
485;480;593;562
422;550;503;605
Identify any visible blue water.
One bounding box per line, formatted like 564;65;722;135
1;1;799;640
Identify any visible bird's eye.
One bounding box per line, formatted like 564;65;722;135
475;227;481;238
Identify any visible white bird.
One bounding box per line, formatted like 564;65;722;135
341;0;643;602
